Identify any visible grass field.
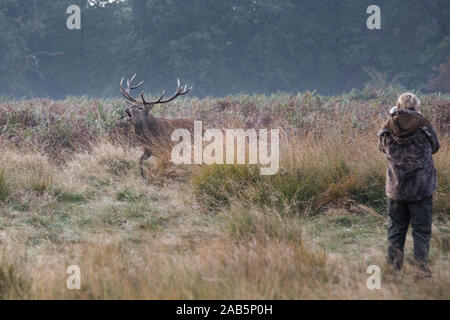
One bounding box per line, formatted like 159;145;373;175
0;88;448;299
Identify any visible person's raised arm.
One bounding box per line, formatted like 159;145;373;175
422;125;440;154
377;128;389;154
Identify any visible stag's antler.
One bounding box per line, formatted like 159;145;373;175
120;74;191;106
120;73;144;104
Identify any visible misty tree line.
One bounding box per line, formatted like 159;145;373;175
0;0;449;99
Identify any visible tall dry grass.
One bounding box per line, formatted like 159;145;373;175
0;92;448;299
0;214;448;299
193;131;448;217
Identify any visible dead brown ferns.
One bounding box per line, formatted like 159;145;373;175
120;74;193;180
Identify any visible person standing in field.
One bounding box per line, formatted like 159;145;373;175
377;93;440;278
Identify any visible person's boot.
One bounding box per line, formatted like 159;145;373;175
413;260;432;279
383;260;402;282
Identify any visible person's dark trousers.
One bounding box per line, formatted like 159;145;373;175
386;197;433;271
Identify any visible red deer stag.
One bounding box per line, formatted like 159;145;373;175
120;74;193;179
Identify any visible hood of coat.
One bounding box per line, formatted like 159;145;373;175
383;109;431;138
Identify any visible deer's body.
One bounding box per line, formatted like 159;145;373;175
133;115;194;148
120;74;193;179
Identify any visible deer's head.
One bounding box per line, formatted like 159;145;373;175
120;74;192;128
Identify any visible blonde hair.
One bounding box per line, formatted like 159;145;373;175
397;92;420;112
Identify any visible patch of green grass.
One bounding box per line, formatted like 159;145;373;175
0;169;10;201
123;202;148;219
193;164;318;213
268;168;327;211
55;190;87;204
12;202;30;212
117;189;142;202
306;211;386;254
333;215;354;227
76;215;93;229
99;204;128;227
84;175;111;188
22;210;77;244
192;158;354;214
351;175;385;214
192;165;261;209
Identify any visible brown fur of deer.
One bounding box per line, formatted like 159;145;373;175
120;74;194;180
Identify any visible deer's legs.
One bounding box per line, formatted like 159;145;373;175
139;150;151;179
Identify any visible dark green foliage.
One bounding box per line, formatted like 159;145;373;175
192;159;357;214
0;0;449;98
352;175;386;214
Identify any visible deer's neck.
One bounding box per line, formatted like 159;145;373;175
134;114;163;141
